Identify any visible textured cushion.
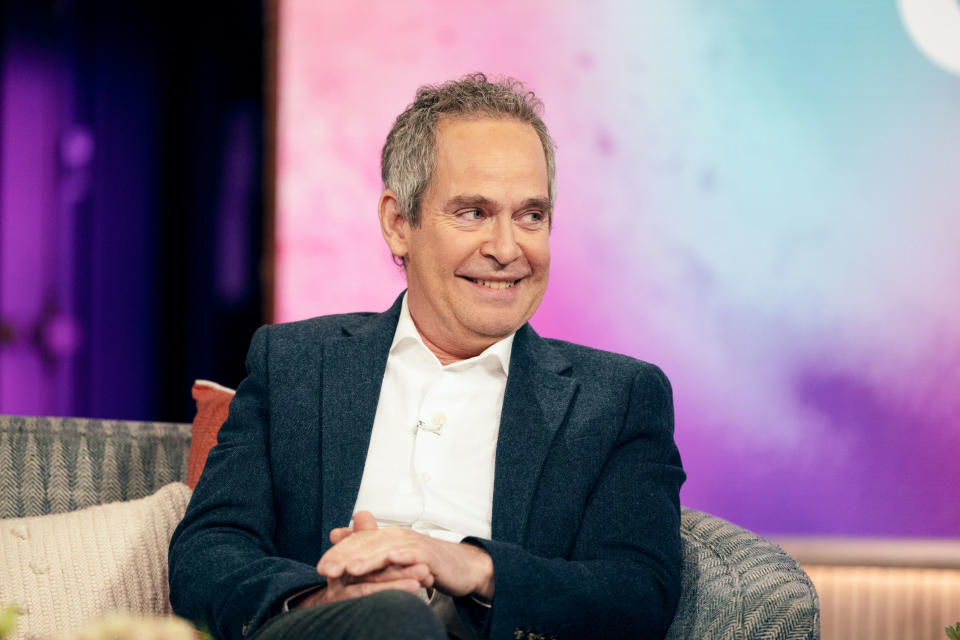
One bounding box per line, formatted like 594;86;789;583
0;482;192;639
187;380;235;488
0;415;191;519
666;508;820;640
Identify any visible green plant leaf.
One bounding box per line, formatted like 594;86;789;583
0;605;21;639
945;622;960;640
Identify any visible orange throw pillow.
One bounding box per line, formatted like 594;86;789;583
187;380;235;488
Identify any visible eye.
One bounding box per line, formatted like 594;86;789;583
458;209;485;221
518;210;547;227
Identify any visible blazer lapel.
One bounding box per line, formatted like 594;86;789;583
319;296;402;550
492;324;577;545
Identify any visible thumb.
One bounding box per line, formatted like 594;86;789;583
352;510;379;532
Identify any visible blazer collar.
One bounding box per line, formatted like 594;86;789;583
491;323;577;545
319;294;403;547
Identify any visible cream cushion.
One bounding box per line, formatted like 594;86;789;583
0;482;191;639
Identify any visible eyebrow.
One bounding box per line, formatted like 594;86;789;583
517;197;552;212
444;194;552;212
444;195;494;211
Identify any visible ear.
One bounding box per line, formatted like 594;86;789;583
378;189;410;259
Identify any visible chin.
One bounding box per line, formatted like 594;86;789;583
467;315;528;340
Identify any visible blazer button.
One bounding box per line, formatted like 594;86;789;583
514;630;525;640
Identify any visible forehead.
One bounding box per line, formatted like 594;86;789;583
429;117;549;199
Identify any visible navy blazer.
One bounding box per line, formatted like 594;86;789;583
169;294;685;640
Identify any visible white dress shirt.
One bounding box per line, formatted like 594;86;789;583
352;293;513;542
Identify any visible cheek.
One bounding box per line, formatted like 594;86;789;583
412;235;450;273
530;241;551;272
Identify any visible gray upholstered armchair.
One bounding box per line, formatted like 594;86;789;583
667;509;820;639
0;415;819;639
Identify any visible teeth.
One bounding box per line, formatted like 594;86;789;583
474;279;516;290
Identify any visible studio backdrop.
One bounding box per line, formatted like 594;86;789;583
273;1;960;536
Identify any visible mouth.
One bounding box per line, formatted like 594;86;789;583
461;276;520;290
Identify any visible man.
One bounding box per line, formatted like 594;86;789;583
169;73;685;640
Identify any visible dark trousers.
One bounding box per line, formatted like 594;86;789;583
250;590;464;640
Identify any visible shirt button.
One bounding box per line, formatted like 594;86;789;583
432;413;446;429
421;472;431;483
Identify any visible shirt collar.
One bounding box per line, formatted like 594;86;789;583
391;292;514;375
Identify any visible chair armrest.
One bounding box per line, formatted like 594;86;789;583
666;508;820;640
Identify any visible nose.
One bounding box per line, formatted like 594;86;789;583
481;216;522;265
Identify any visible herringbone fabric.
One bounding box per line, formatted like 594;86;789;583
666;508;821;640
0;415;191;519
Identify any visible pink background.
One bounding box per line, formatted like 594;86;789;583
275;1;960;535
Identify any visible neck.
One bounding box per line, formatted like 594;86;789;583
405;309;494;365
412;319;491;366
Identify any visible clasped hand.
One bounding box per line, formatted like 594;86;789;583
299;511;494;606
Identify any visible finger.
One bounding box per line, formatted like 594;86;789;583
407;563;435;588
344;554;392;577
321;548;392;578
350;578;422;598
329;527;353;544
320;527;415;577
403;562;432;585
387;549;424;566
361;562;432;585
318;539;378;577
321;576;422;603
352;510;379;532
317;559;345;578
323;580;420;602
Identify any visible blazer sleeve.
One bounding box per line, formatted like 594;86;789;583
465;363;685;640
168;326;326;640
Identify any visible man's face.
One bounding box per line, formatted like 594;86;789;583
382;117;551;360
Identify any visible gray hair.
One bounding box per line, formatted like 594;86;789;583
381;72;556;227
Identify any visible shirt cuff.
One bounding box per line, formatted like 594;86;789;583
469;594;493;608
282;585;324;612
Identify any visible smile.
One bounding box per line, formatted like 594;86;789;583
465;277;518;290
